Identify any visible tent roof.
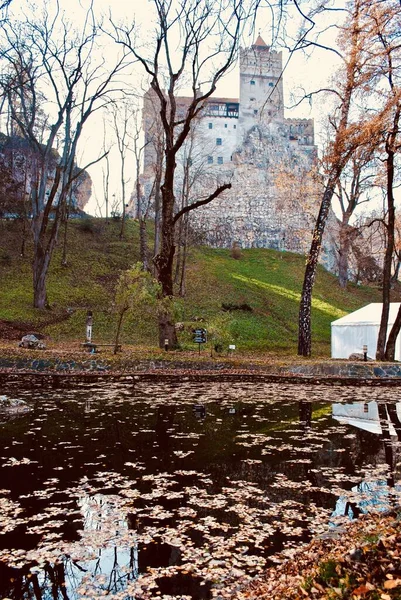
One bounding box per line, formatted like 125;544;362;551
332;303;401;327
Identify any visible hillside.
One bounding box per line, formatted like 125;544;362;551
0;218;383;356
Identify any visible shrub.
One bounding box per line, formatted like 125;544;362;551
222;302;253;312
78;218;99;234
230;242;242;260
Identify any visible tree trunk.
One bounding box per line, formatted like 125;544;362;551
384;304;401;361
298;1;364;356
61;188;73;267
32;243;51;309
61;214;69;267
174;222;183;285
153;168;162;265
31;196;64;309
298;181;337;356
158;311;178;349
179;215;189;297
119;203;126;240
139;218;149;271
114;307;127;354
377;141;397;359
20;215;27;258
391;256;401;283
154;172;176;296
338;220;352;288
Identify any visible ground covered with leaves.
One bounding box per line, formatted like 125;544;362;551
234;510;401;599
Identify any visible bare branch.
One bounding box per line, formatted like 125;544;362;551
173;183;232;224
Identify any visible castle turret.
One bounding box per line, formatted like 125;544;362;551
239;36;284;136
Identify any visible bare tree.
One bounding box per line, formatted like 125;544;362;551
101;124;112;224
368;2;401;360
334;147;377;288
111;0;254;347
110;100;132;240
298;0;385;356
0;3;128;308
174;120;213;296
126;103;151;270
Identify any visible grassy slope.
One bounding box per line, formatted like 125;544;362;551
0;218;382;356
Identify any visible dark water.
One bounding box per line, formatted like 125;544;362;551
0;377;400;599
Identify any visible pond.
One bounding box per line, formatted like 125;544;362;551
0;377;400;599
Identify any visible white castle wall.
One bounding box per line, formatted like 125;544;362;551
138;37;335;265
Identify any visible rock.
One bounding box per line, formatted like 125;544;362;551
175;322;186;331
348;547;363;562
0;396;30;414
19;334;46;349
348;353;373;361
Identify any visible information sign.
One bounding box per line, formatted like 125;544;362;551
193;328;207;353
193;328;207;344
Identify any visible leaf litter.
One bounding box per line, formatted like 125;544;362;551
0;379;400;598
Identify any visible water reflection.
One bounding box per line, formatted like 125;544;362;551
332;400;401;519
0;380;400;599
332;401;401;436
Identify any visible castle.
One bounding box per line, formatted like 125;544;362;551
139;36;325;258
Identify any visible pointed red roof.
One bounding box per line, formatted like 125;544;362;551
253;35;269;49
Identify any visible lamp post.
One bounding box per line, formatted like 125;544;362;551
363;344;368;362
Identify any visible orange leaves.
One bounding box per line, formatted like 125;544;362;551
352;581;375;596
383;577;401;589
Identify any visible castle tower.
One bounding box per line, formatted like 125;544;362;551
239;36;284;136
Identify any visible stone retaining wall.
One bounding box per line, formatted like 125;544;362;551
0;356;400;380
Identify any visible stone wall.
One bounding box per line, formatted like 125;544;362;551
191;119;321;254
137;39;339;271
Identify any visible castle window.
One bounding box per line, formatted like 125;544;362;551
268;82;274;87
250;80;256;85
208;122;213;129
250;97;255;101
217;156;223;164
233;124;237;129
253;109;258;114
224;123;228;128
207;156;213;164
216;138;222;145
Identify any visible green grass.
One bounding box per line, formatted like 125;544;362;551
0;218;383;355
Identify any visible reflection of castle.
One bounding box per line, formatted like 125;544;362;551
140;37;329;260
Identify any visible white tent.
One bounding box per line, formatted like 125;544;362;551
331;303;401;360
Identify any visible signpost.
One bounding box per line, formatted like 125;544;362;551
193;328;207;354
